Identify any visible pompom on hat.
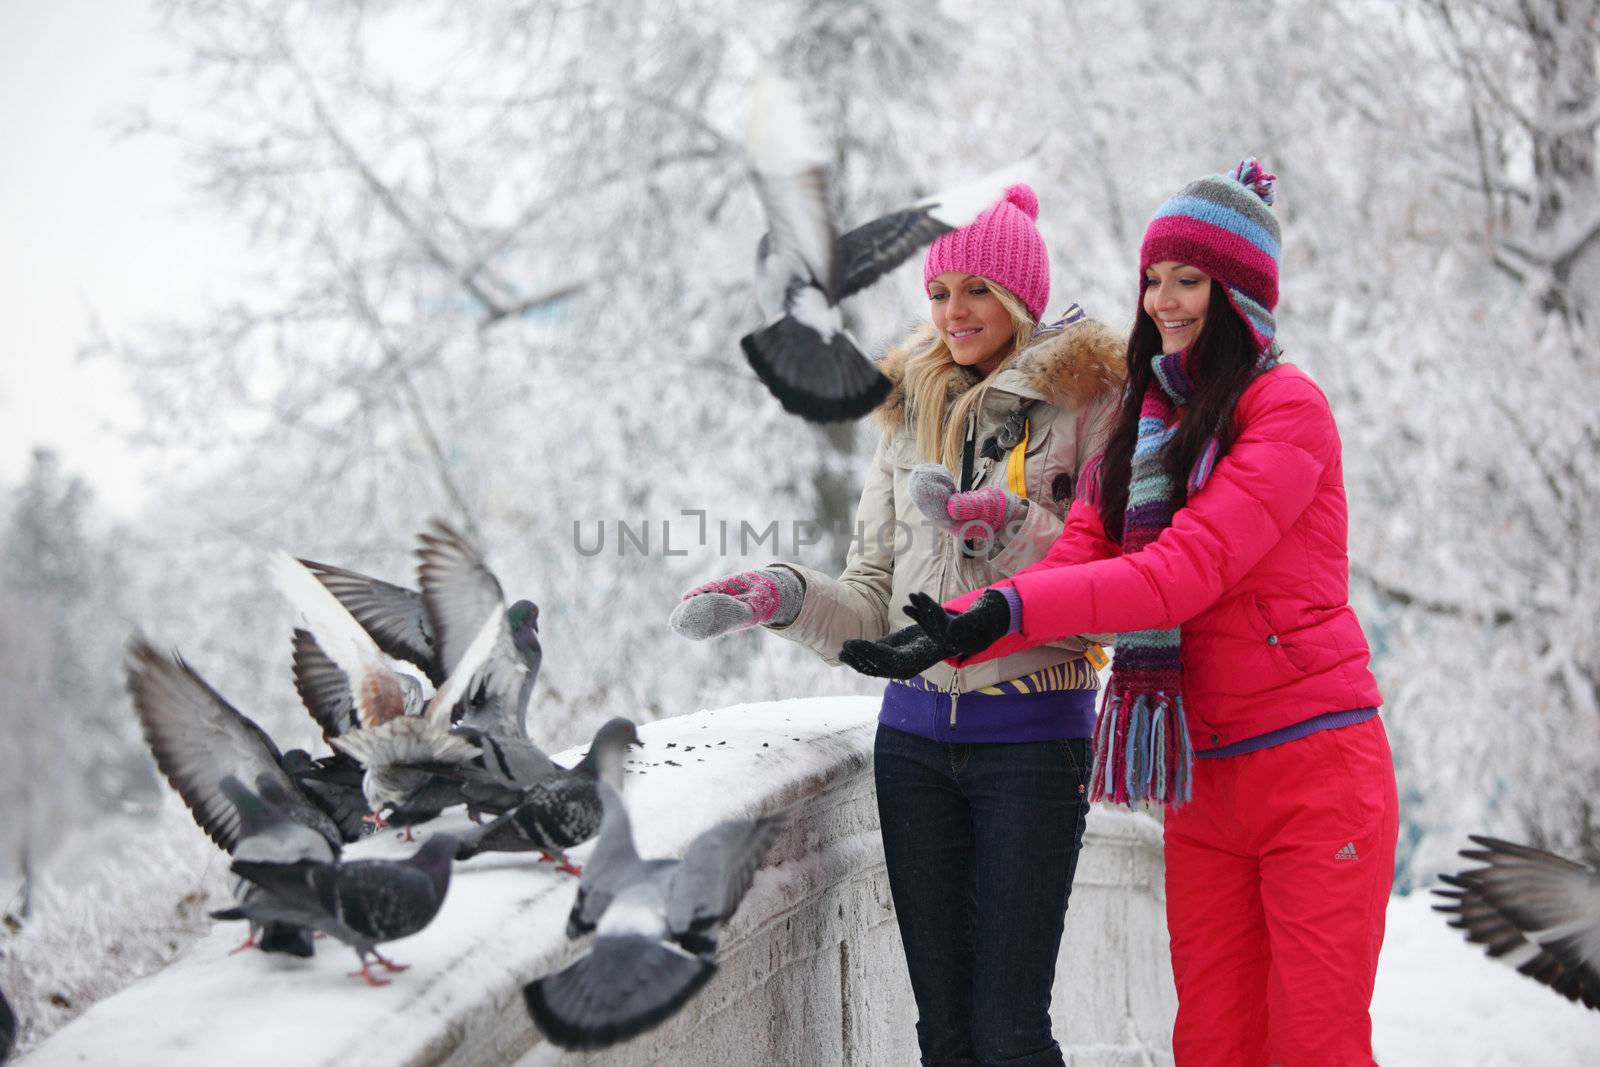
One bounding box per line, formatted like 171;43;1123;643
1140;158;1281;358
923;183;1050;321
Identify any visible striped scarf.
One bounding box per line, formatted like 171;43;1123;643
1088;346;1279;806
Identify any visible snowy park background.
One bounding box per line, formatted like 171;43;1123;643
2;0;1598;1061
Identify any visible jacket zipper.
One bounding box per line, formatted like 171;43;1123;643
959;412;978;491
943;410;979;728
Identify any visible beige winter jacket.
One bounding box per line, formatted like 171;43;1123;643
767;315;1126;691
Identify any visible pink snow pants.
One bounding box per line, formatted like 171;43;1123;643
1163;716;1399;1067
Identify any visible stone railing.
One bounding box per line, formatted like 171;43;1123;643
22;697;1174;1066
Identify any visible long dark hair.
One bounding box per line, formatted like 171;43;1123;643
1097;282;1263;543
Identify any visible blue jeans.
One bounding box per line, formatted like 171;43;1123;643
874;724;1092;1067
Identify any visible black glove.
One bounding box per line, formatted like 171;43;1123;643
839;622;951;680
905;589;1013;659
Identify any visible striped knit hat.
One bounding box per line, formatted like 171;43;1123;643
924;183;1050;321
1139;159;1280;357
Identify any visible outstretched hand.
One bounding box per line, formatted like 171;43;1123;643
907;589;1013;659
838;589;1015;679
839;623;950;680
670;567;803;639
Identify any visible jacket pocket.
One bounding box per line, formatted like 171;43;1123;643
1191;594;1302;698
1251;595;1314;673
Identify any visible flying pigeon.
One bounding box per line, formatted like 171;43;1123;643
292;560;447;687
231;832;458;986
0;982;15;1065
454;717;640;874
741;68;1026;422
523;782;785;1050
272;551;498;833
1433;834;1600;1011
298;519;542;739
206;773;343;956
125;638;347;954
416;521;542;739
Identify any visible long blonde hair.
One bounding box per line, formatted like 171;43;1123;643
900;281;1037;468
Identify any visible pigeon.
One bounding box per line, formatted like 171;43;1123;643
294;522;547;828
0;982;15;1065
292;560;446;687
230;832;458;986
285;613;461;837
454;717;640;874
278;746;371;844
741;68;1025;422
431;723;560;818
125;638;347;954
415;520;542;739
1433;834;1600;1011
523;782;785;1050
206;773;343;956
299;519;542;739
272;551;498;832
289;625;367;740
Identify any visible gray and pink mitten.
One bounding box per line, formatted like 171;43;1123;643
909;464;1025;540
670;567;804;640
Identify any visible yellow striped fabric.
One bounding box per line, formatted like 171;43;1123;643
975;659;1099;696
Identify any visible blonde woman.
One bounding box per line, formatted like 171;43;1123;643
673;185;1123;1066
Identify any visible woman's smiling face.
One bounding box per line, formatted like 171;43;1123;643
928;272;1016;375
1142;261;1212;354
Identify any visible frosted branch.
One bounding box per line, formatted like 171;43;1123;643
1350;563;1519;626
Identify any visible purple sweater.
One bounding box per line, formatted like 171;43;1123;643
878;672;1097;744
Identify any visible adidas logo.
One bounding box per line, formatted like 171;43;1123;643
1334;842;1359;862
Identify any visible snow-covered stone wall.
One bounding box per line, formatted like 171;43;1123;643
21;697;1175;1066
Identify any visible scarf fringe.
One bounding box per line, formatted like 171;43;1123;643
1088;690;1194;807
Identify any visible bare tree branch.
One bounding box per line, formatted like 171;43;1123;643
1350;563;1520;626
311;224;485;544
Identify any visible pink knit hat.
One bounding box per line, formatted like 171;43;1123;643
922;183;1050;321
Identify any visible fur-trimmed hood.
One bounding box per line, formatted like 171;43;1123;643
870;316;1127;434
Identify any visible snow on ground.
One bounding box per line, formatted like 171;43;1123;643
1372;892;1600;1066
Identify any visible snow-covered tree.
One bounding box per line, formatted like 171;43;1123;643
90;0;1600;887
0;451;155;913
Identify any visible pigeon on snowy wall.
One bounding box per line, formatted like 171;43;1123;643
206;773;342;956
523;782;785;1050
230;832;458;986
454;717;640;875
272;551;500;833
298;519;543;739
277;741;370;844
126;638;349;954
0;982;15;1065
415;520;543;739
411;723;560;819
296;532;553;820
1433;834;1600;1011
741;68;1027;422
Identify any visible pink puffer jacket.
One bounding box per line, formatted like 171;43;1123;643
947;363;1382;751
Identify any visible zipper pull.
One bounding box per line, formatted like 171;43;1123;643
947;670;963;728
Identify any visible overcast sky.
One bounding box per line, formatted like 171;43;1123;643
0;0;241;518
